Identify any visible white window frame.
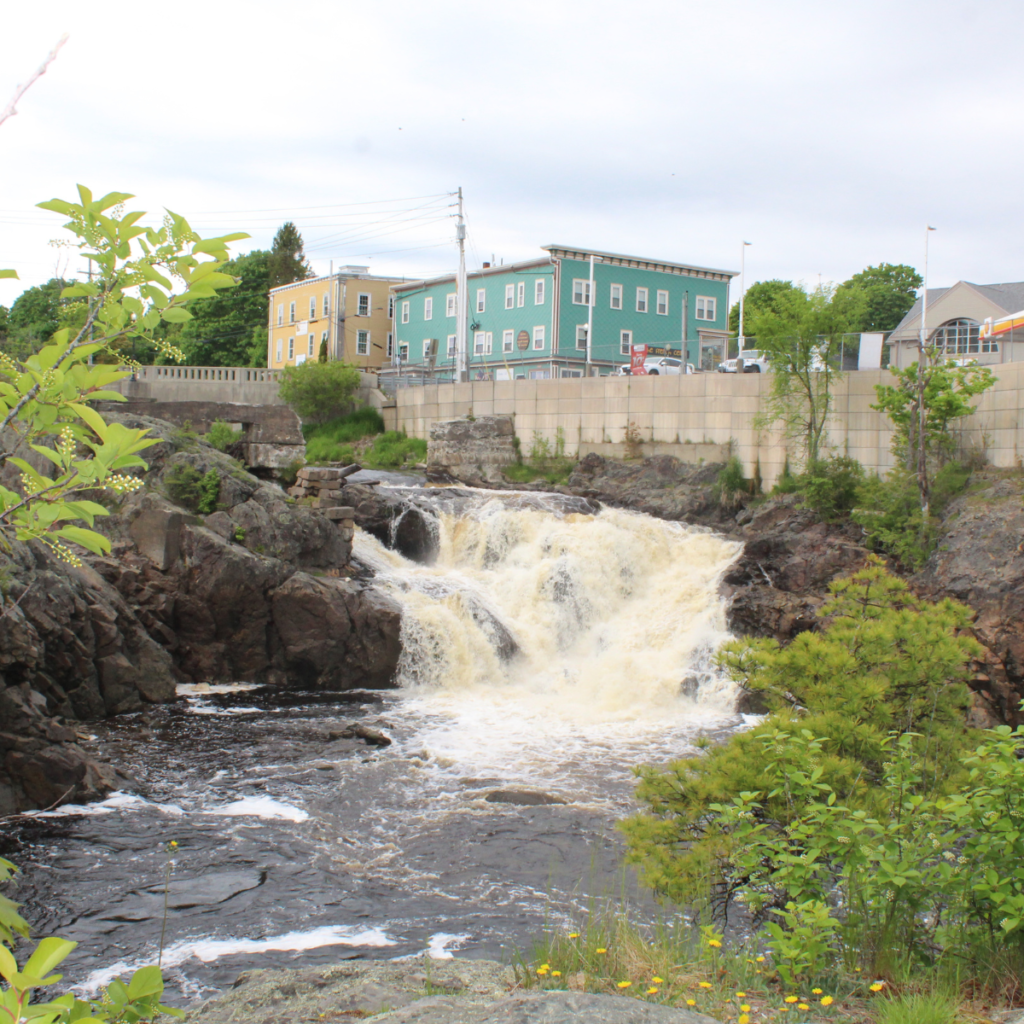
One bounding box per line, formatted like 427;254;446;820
323;293;330;317
357;293;371;317
447;334;457;357
620;329;632;356
289;301;296;323
474;330;487;355
534;279;545;305
517;281;525;307
309;296;316;320
476;288;486;313
288;337;294;359
398;341;409;359
572;279;591;305
423;338;433;358
575;324;588;350
401;301;410;324
277;304;283;326
275;338;282;362
636;287;648;313
505;283;515;309
656;290;669;316
308;333;315;356
502;329;514;353
424;296;433;321
446;293;457;316
695;296;717;321
610;284;622;309
356;330;370;355
560;367;582;378
532;325;545;350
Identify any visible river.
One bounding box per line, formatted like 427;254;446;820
0;494;744;1004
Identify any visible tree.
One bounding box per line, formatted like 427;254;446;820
0;185;246;562
749;284;862;466
622;561;979;913
872;358;995;517
837;263;923;333
728;279;803;337
278;359;360;425
173;249;272;366
267;221;313;289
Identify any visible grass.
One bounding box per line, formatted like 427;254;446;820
303;406;386;462
503;460;575;486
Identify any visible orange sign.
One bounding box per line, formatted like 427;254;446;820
630;344;648;374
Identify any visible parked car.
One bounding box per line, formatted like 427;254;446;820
615;358;695;375
718;350;769;373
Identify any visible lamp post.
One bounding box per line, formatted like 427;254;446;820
737;241;752;354
586;254;601;375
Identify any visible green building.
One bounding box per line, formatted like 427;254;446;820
390;245;736;379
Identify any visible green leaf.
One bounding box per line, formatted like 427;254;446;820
24;937;77;982
0;269;18;280
66;403;109;438
160;307;193;323
126;964;164;1000
55;526;112;555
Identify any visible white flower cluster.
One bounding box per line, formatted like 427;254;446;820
107;474;144;495
49;541;83;568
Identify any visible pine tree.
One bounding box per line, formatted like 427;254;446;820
268;222;313;288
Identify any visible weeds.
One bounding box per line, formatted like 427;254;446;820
205;420;243;452
163;464;221;514
504;429;575;485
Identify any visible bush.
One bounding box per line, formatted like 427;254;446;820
363;431;426;468
801;455;864;521
712;456;750;505
278;360;361;425
205;419;243;452
163;464;221;514
301;406;385;463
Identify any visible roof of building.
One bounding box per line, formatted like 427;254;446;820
391;256;553;293
543;245;737;280
893;280;1024;336
268;270;410;296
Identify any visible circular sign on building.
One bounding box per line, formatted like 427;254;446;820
517;330;530;351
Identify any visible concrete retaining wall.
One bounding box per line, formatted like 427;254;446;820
390;366;1024;486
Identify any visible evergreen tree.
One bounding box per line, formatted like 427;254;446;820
268;221;313;289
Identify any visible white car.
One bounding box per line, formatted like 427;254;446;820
718;350;769;373
615;358;695;375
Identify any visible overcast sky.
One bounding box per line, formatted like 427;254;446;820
2;0;1022;308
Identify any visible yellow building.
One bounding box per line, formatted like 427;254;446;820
266;267;405;370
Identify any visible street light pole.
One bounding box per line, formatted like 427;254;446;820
586;253;596;375
737;241;752;354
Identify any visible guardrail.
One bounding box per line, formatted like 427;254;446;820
127;365;283;383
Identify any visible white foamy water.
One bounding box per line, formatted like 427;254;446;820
356;498;743;800
206;796;310;821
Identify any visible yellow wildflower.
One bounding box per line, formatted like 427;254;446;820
618;980;632;989
755;956;765;962
699;982;713;989
812;989;822;995
647;987;659;995
568;932;579;938
785;996;798;1004
595;948;607;954
708;939;722;948
870;983;884;993
739;1015;750;1024
736;992;746;997
687;999;697;1006
798;1004;810;1011
821;996;834;1007
551;971;561;978
741;1005;751;1013
652;977;663;984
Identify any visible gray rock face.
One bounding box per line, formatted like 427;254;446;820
428;416;517;485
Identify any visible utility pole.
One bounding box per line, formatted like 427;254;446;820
455;187;468;382
586;253;596;374
682;291;689;367
738;241;751;354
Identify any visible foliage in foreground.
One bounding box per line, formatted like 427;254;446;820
0;186;245;563
278;359;360;425
625;561;1024;991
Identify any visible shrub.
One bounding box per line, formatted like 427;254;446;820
713;456;749;506
205;419;243;452
363;431;426;469
301;406;385;463
278;360;361;425
801;454;864;521
163;464;221;514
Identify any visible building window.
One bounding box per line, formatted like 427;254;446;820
610;284;622;309
576;325;588;350
401;301;410;324
620;329;632;356
572;279;591;305
276;338;282;361
288;337;294;359
502;329;514;353
446;293;457;316
423;339;433;358
560;367;582;378
357;330;370;355
695;296;716;320
387;333;394;357
517;281;525;307
636;287;648;313
309;297;316;320
532;325;545;350
323;293;330;317
357;293;371;316
656;290;669;315
528;369;550;379
505;284;515;309
289;301;296;323
277;304;283;326
308;334;315;356
474;330;491;355
424;296;433;320
398;342;409;359
933;318;986;354
447;334;457;357
476;288;486;313
388;295;394;319
535;279;545;305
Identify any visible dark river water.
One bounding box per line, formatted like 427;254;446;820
1;498;746;1005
